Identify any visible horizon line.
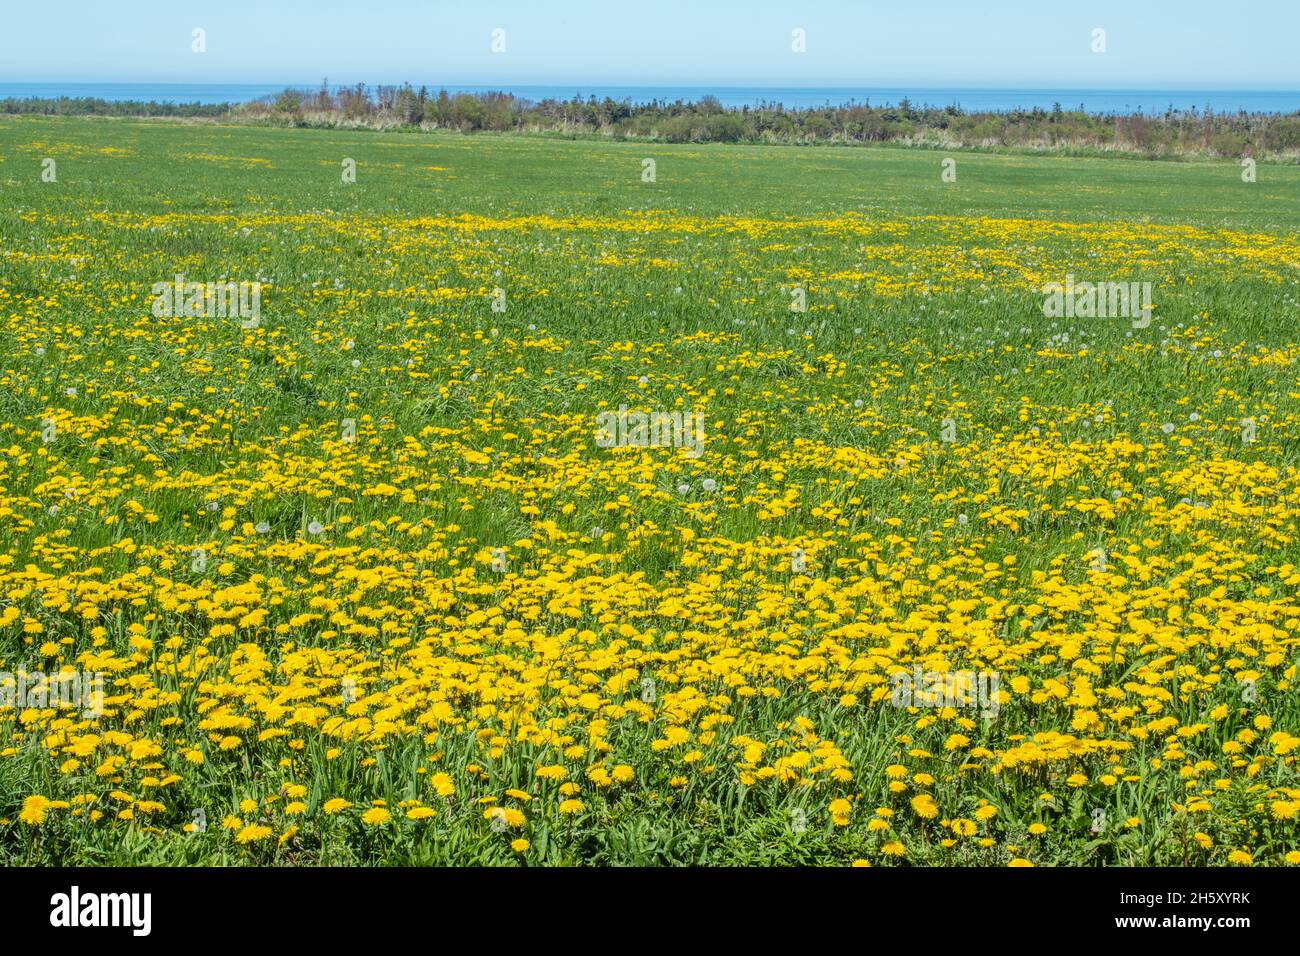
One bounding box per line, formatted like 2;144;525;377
3;80;1300;94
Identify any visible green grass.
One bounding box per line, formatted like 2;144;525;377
2;114;1299;225
0;115;1298;867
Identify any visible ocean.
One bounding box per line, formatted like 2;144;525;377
2;83;1299;114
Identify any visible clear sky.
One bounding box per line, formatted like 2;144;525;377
1;0;1297;89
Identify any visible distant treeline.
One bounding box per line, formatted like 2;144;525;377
0;96;229;118
7;83;1300;159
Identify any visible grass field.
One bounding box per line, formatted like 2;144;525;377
1;114;1299;866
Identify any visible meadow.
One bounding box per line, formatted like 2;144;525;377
1;114;1299;865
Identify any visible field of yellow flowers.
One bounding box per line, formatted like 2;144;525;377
1;116;1299;865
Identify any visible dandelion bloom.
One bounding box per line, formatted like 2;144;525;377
950;818;977;837
19;796;50;826
829;798;852;826
911;794;939;819
235;824;273;844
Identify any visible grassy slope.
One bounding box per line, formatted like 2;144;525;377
0;116;1298;866
1;115;1299;226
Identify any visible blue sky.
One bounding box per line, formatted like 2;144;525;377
1;0;1297;88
